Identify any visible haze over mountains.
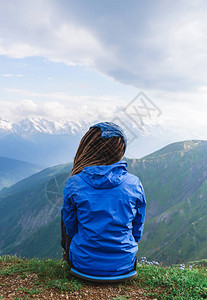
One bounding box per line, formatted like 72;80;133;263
0;157;41;191
0;116;176;167
0;117;86;167
0;139;206;264
0;115;170;190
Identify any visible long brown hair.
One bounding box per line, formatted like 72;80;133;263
70;126;125;177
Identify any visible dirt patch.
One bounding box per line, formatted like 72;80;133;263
0;273;158;300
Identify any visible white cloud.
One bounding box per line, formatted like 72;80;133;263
1;87;207;141
0;89;120;123
0;0;207;91
17;99;39;113
0;0;103;65
0;0;207;147
2;74;13;77
2;73;23;77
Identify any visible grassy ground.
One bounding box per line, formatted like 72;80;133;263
0;255;206;299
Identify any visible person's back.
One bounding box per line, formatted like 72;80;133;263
61;122;146;276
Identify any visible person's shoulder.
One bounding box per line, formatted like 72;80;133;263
125;172;142;185
124;172;145;200
65;173;80;183
64;174;81;194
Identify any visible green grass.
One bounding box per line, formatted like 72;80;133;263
16;287;41;295
111;296;130;300
135;262;207;299
0;255;206;299
0;255;83;292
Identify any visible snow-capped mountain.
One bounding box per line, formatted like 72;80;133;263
0;118;16;134
0;116;177;167
0;117;88;137
0;117;89;166
0;115;165;140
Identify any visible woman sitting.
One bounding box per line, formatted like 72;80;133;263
61;122;146;278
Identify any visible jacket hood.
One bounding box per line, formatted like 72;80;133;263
79;160;128;189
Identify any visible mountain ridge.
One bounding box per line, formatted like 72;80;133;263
0;139;207;264
1;116;193;166
0;117;86;166
0;117;88;136
0;156;42;191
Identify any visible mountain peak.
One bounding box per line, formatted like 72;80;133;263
0;118;15;133
143;139;207;160
183;140;202;150
0;117;88;136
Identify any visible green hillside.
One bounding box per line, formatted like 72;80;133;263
0;163;72;258
0;156;41;191
126;140;207;264
0;140;207;265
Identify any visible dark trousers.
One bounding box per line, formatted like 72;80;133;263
61;210;72;264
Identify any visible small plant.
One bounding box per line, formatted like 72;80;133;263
16;287;41;295
112;296;130;300
180;263;185;270
140;256;160;265
179;263;193;271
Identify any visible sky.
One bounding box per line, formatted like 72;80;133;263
0;0;207;155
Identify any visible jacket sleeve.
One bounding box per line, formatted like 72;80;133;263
62;178;78;237
132;179;146;242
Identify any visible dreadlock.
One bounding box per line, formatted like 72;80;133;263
70;127;125;177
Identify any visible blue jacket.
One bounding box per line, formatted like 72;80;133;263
62;160;146;276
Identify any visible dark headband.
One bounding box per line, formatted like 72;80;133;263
90;121;127;151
